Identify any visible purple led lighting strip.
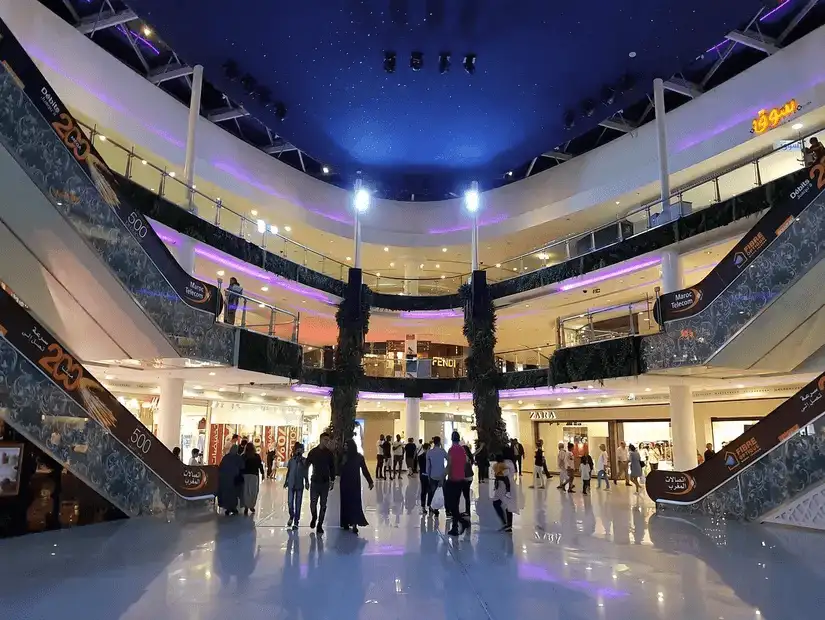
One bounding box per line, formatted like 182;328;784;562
706;0;792;53
399;309;462;319
558;257;660;292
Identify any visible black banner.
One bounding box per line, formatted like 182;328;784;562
0;287;218;498
654;171;825;324
0;20;220;317
646;369;825;504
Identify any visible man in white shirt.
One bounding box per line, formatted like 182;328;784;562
375;434;386;480
556;443;568;490
616;442;630;486
392;434;405;478
596;444;610;489
564;442;576;493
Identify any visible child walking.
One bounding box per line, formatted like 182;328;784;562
580;453;594;495
284;442;309;530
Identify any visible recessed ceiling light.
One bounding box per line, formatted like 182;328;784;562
261;392;267;396
577;396;584;400
513;267;517;271
168;171;175;177
376;272;381;277
193;385;203;390
384;247;389;252
645;387;651;392
792;123;803;130
284;226;292;232
517;400;523;405
141;159;147;165
435;264;440;269
99;135;107;142
218;388;225;392
495;263;501;268
628;51;637;58
506;171;513;176
442;247;447;252
216;270;225;276
261;286;269;292
209;372;216;376
322;166;330;174
142;26;152;36
251;210;258;216
419;263;424;269
736;384;745;389
440;275;445;279
389;262;395;267
615;201;620;205
105;375;115;380
557;397;562;401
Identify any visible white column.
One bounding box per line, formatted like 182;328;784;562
471;212;479;271
653;77;670;206
353;213;362;268
184;65;204;213
660;249;682;294
156;377;184;450
176;236;196;276
670;385;698;470
403;263;420;295
405;398;421;440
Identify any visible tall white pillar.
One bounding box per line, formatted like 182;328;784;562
184;65;204;214
403;263;420;295
670;385;698;470
405;398;421;440
661;249;682;294
176;236;196;276
157;377;184;450
653;77;670;206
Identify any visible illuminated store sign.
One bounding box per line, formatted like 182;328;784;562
751;99;798;134
530;410;557;420
432;357;457;368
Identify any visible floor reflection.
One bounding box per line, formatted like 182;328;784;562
0;474;823;619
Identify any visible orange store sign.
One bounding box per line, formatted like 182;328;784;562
751;99;798;134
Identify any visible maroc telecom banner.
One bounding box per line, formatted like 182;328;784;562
0;287;217;498
0;19;221;317
646;370;825;504
654;171;825;324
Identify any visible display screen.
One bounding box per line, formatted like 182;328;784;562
0;443;24;497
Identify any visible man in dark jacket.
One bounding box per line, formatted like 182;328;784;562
306;433;336;535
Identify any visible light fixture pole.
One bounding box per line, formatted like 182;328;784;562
353;179;370;268
465;181;480;271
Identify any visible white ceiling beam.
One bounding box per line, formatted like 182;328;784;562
542;151;572;162
779;0;820;43
208;107;250;123
725;30;780;54
77;10;137;34
598;119;636;133
148;64;194;84
262;140;297;155
663;78;703;99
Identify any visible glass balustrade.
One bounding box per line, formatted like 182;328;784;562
556;297;657;349
80;120;824;294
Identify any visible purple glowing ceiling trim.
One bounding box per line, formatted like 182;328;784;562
499;386;578;398
428;213;508;235
421;393;472;401
558;258;659;292
116;25;160;55
292;384;332;395
704;0;791;55
399;309;462;319
360;392;405;400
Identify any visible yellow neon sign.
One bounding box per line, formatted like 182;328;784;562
752;99;798;134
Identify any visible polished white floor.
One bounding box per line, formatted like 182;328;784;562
1;473;823;620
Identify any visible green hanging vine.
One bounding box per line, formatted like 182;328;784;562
459;279;508;454
328;277;371;451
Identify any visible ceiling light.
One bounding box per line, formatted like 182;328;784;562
260;392;267;397
495;263;501;268
464;189;480;213
261;286;269;292
209;372;216;376
442;247;447;252
258;303;265;308
525;304;530;308
629;51;637;58
218;388;225;392
346;256;352;261
284;226;291;232
216;270;225;276
142;26;152;36
513;267;517;271
141;159;147;165
517;400;523;405
587;384;594;389
419;263;424;269
506;171;513;177
322;166;330;174
251;210;258;216
557;397;562;401
736;384;745;389
440;275;445;279
645;387;651;392
376;272;381;277
792;123;803;130
168;170;175;177
104;375;115;380
390;262;395;267
354;188;370;213
615;201;620;205
269;224;279;235
435;264;440;269
384;247;389;252
257;219;266;233
193;385;203;390
99;135;107;142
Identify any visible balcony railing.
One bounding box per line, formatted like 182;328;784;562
82;118;824;295
216;282;300;342
556;296;657;349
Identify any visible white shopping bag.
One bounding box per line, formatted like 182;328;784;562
431;485;445;510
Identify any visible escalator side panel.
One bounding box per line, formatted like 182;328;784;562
0;287;219;500
643;180;825;371
0;20;233;364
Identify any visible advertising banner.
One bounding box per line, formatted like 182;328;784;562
0;287;217;498
654;172;824;324
0;20;221;316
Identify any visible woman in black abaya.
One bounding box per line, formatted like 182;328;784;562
339;439;374;534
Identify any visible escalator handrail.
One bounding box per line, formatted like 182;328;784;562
646;370;825;505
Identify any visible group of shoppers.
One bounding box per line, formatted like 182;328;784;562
217;434;265;516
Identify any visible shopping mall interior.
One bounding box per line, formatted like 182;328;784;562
2;0;825;618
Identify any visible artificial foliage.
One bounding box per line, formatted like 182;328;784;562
328;277;372;451
459;280;508;454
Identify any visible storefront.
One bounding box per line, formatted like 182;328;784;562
711;418;760;451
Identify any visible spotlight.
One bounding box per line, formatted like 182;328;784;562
438;52;451;74
240;74;257;95
464;188;480;213
274;102;287;121
222;59;240;81
410;51;424;71
581;99;595;117
463;53;476;75
601;85;616;106
322;166;330;174
354;188;370;213
383;51;396;74
563;110;576;130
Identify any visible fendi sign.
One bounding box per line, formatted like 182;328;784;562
432;357;457;368
529;410;557;420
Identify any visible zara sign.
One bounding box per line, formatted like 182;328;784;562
529;410;557;420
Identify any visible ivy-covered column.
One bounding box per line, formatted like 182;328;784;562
329;268;371;451
460;270;508;453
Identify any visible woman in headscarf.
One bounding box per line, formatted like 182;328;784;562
339;439;374;534
217;445;244;516
492;445;519;533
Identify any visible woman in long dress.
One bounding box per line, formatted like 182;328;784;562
628;444;643;492
492;445;519;533
241;442;265;515
217;447;244;515
339;439;374;534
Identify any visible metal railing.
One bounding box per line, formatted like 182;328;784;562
80;118;824;293
217;280;300;342
556;296;656;349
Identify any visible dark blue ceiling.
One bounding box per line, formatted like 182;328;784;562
128;0;769;197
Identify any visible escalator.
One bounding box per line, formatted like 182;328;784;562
0;284;218;517
645;166;825;373
0;18;234;366
646;368;825;522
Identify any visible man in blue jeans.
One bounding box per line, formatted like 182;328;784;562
596;444;611;489
426;436;447;516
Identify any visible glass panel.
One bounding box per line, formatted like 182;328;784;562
162;175;190;209
129;159;164;193
192;192;217;225
717;162;757;202
93;135;130;176
625;207;649;236
758;140;805;185
219;207;243;241
680;178;718;213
